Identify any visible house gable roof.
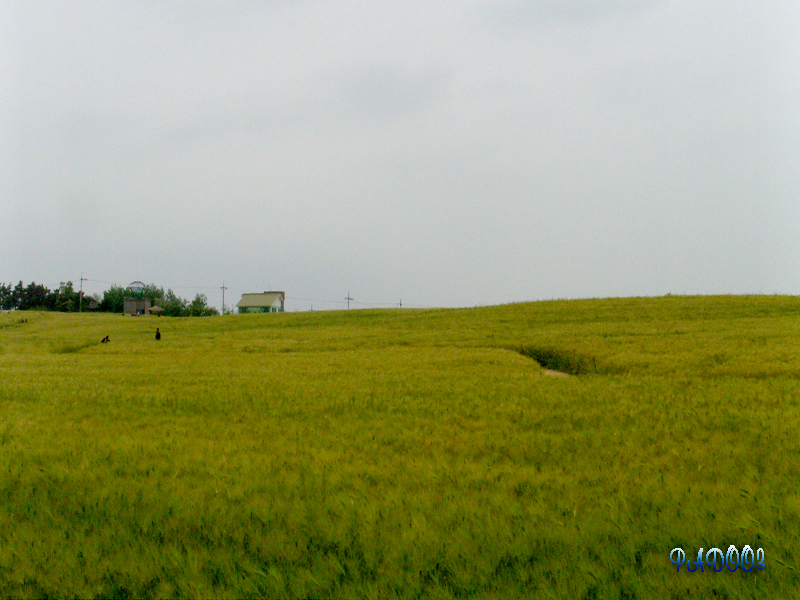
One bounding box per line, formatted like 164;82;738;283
236;292;285;308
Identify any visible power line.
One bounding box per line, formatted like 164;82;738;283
286;295;346;305
84;278;119;285
41;275;445;311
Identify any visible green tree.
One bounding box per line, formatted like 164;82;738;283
12;281;24;309
162;289;189;317
54;281;78;312
143;283;166;305
0;283;13;310
20;282;52;311
100;285;128;313
188;294;219;317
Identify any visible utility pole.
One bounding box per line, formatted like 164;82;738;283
220;281;228;314
345;291;353;310
79;273;87;313
399;299;402;308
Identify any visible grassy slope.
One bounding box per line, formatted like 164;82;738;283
0;295;799;599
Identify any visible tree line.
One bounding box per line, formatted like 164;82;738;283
0;281;219;317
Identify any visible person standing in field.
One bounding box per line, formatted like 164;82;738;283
155;327;161;341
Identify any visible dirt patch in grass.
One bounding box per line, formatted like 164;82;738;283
542;369;572;378
519;346;601;376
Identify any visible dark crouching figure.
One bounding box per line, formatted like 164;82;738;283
101;336;110;343
155;328;161;341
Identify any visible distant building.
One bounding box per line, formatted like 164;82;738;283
124;280;151;316
124;296;151;316
236;291;285;314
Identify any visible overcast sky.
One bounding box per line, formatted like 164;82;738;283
3;1;799;310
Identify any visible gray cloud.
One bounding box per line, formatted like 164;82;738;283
488;0;663;27
2;1;799;307
331;63;453;119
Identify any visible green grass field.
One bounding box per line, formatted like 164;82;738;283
1;295;799;599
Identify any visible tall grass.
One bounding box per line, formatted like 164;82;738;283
0;296;799;598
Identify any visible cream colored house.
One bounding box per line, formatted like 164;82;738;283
236;291;285;313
